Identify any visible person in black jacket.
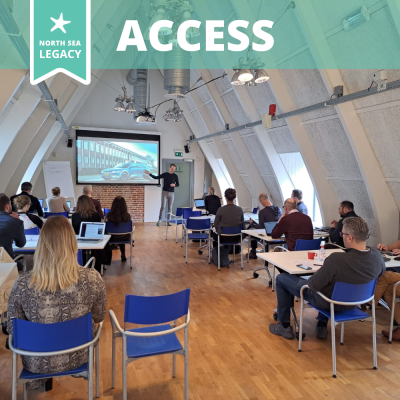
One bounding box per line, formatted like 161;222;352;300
329;201;359;248
248;193;282;259
204;187;221;215
0;193;26;259
144;164;179;226
13;195;43;230
10;182;43;217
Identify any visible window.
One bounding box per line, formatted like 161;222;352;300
84;156;89;164
97;158;100;165
91;157;95;164
113;149;116;156
106;160;109;165
90;142;95;151
102;159;105;164
101;145;104;154
77;140;82;148
106;147;108;155
84;141;88;150
78;155;81;162
280;152;322;225
96;144;100;152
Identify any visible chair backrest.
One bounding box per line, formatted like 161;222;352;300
44;212;68;219
186;218;211;230
106;221;133;234
183;209;201;220
25;226;40;235
124;289;190;325
331;279;378;303
77;250;83;266
176;207;192;217
13;314;92;352
252;207;258;214
104;208;111;216
220;225;242;235
294;238;322;251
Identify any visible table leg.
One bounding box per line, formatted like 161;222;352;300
272;264;276;292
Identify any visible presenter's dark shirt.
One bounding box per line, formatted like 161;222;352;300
11;192;43;217
150;172;180;192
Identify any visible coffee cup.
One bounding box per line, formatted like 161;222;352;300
307;252;318;260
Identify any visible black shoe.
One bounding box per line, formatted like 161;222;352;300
44;378;53;392
315;323;328;339
249;251;257;259
121;255;127;263
2;322;8;335
5;338;9;350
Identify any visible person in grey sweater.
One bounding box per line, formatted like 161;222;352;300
213;188;244;246
46;187;70;213
269;217;385;340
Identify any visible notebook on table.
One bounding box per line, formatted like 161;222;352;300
77;222;105;243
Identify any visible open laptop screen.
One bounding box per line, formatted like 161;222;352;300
79;222;105;239
264;221;278;235
39;199;43;207
194;199;205;208
66;201;71;208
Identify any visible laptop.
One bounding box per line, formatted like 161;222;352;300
39;199;44;207
194;199;205;209
77;222;105;243
264;221;278;235
66;201;71;208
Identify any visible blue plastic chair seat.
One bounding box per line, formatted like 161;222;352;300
126;325;183;358
307;303;370;322
19;363;88;380
188;233;209;240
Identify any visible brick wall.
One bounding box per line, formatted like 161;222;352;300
92;185;145;222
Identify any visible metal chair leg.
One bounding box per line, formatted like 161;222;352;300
23;383;27;400
241;242;243;270
111;333;116;389
299;293;304;352
330;304;337;378
12;352;17;400
88;345;94;400
218;241;221;271
122;336;127;400
390;287;397;343
372;300;378;369
184;327;189;400
95;344;100;398
340;323;344;345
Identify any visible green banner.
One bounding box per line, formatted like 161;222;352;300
0;0;399;71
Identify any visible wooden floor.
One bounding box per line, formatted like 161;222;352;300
1;223;400;399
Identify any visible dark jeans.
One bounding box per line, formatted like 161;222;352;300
276;273;329;324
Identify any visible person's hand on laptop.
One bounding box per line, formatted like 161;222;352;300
377;244;388;251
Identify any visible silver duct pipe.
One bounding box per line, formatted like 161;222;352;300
164;47;190;98
0;0;71;139
127;69;148;119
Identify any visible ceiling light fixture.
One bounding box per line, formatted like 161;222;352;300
136;108;156;124
231;49;269;87
114;86;136;113
163;100;184;122
343;6;370;31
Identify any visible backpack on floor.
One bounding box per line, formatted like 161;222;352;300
212;246;231;267
227;244;241;254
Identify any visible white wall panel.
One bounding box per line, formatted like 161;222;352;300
269;126;299;154
242;134;275;175
262;176;283;206
223;139;247;175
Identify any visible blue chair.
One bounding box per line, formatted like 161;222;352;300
9;313;103;400
216;226;243;271
294;238;322;251
44;212;68;218
166;207;192;242
181;210;201;246
24;227;40;235
104;208;111;216
184;218;211;264
105;221;135;269
252;207;259;214
299;279;378;378
78;249;83;266
109;289;191;400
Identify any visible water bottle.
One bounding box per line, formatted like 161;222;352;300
319;245;326;262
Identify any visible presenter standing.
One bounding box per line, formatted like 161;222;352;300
144;164;179;226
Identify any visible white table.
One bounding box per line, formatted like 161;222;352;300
14;235;112;251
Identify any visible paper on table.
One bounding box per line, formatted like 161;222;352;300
293;260;323;270
256;229;266;234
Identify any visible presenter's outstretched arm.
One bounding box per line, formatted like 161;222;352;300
144;170;162;179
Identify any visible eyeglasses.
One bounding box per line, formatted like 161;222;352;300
339;232;350;237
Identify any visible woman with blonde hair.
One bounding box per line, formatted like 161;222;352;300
7;216;106;391
46;186;70;213
13;195;43;230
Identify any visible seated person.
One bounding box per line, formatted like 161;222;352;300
71;195;102;233
10;182;43;217
248;193;282;259
213;188;244;247
0;193;26;260
13;195;43;230
46;186;70;213
271;198;313;251
374;271;400;341
378;241;400;255
291;189;308;215
329;201;359;247
269;218;385;340
105;196;132;263
204;187;221;215
83;186;104;219
7;216;106;391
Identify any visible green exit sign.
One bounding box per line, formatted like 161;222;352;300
175;151;183;157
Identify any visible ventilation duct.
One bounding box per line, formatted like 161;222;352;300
127;69;148;119
164;47;190;99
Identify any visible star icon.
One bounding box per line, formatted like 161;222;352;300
50;13;71;34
